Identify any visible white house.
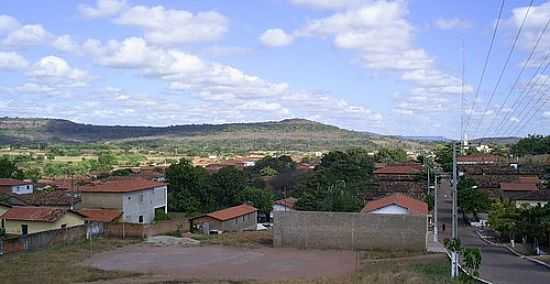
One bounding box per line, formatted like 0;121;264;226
0;178;33;195
79;178;167;224
361;193;428;216
270;197;297;220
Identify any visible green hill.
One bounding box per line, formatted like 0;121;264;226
0;117;427;152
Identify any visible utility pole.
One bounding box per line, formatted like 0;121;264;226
433;175;438;242
427;166;431;195
451;143;459;279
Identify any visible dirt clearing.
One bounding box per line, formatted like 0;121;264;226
83;244;357;281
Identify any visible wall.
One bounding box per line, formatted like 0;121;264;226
370;205;409;215
3;212;86;235
12;184;33;195
121;186;167;224
273;211;426;251
192;212;257;232
0;225;87;254
104;219;186;239
81;192;123;209
515;200;548;208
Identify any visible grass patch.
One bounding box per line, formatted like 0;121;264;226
359;250;426;260
0;238;140;284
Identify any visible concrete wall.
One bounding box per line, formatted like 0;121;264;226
121;186;167;224
273;211;427;251
0;184;33;195
104;220;187;239
81;192;123;209
3;212;86;235
0;225;87;254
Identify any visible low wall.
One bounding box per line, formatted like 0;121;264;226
273;211;427;251
0;225;87;255
105;220;188;239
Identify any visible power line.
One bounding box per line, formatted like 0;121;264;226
462;0;506;139
483;14;550;138
507;90;550;136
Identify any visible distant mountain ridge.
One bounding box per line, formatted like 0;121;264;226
0;117;428;151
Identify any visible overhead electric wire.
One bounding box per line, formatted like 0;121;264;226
462;0;506;139
506;87;550;136
472;0;534;138
483;13;550;138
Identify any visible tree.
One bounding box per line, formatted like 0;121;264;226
166;158;211;214
488;200;519;241
0;156;23;178
97;152;117;171
259;166;278;177
462;248;482;277
209;166;247;209
249;155;296;176
374;147;407;163
458;177;490;220
434;144;453;172
511;134;550;156
238;186;273;217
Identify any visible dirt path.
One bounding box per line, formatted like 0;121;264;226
82;244;357;282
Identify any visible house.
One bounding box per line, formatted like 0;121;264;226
510;190;550;208
500;182;539;192
371;164;425;200
78;208;122;223
20;190;81;209
271;197;297;220
0;207;86;235
190;204;257;233
456;154;499;165
361;193;428;216
79;178;167;224
0;178;33;195
373;164;423;176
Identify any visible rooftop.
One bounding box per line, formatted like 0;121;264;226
0;207;78;223
500;182;539;192
0;178;32;186
80;178;166;193
198;204;257;221
361;193;428;216
274;197;298;209
457;155;499;164
374;164;423;175
78;208;122;223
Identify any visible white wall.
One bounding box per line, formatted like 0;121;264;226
122;186;167;224
270;204;293;219
515;200;548;208
10;184;33;195
370;205;409;215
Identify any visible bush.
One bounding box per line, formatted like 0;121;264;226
154;211;170;222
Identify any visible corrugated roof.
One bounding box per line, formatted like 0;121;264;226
500;182;539;192
78;208;122;223
0;178;32;186
80;178;166;193
0;207;68;222
202;204;257;221
274;197;298;209
361;193;428;216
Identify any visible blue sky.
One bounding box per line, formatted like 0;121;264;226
1;0;549;139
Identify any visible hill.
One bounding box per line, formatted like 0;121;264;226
0;117;428;152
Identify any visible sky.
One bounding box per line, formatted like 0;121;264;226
1;0;550;139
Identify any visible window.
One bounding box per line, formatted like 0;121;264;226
21;224;28;235
26;185;30;189
139;193;144;202
139;216;143;223
61;224;67;229
128;196;131;200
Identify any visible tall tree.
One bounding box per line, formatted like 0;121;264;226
458;177;490;220
0;156;23;178
166;158;211;214
374;147;407;163
210;166;247;209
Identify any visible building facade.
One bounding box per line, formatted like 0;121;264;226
0;207;85;235
0;178;33;195
191;204;257;232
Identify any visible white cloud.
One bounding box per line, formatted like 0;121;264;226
52;35;78;53
28;56;91;88
433;18;472;30
544;111;550;118
510;116;520;123
79;0;127;18
0;15;20;33
2;24;49;46
115;6;227;45
260;29;294;47
0;51;29;70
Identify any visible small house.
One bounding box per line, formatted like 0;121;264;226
361;193;428;216
191;204;257;233
511;190;550;208
271;197;297;220
0;207;86;235
0;178;33;195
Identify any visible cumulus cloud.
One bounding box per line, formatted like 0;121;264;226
52;35;78;53
79;0;127;18
26;56;92;90
289;0;363;10
2;24;49;46
433;18;472;30
260;29;294;47
0;51;29;70
114;5;228;45
0;15;20;33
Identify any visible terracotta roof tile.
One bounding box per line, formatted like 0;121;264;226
362;193;428;216
274;197;298;209
78;208;122;223
0;207;67;222
518;176;540;184
80;178;166;193
457;155;499;164
20;191;80;207
0;178;32;186
203;204;257;221
500;182;539;192
374;164;423;175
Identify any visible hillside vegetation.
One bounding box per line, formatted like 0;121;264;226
0;117;427;152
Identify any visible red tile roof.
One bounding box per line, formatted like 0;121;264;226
361;193;428;216
78;208;122;223
202;204;257;221
500;182;539;192
0;207;69;222
274;197;298;209
518;176;540;184
20;191;80;207
80;178;166;193
457;155;499;164
0;178;32;186
374;164;423;175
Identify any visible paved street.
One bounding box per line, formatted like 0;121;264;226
436;178;549;284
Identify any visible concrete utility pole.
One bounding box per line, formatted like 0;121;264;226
452;143;458;240
427;166;431;195
433;175;438;242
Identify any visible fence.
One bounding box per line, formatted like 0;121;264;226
273;211;427;251
0;225;88;255
104;219;188;239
